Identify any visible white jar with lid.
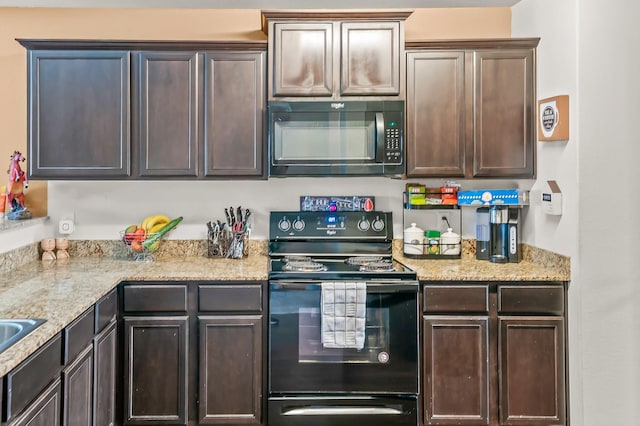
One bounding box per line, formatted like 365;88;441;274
403;223;425;255
441;227;461;255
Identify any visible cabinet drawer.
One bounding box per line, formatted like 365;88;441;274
63;306;95;364
95;289;117;333
123;284;188;312
498;285;564;315
423;285;489;313
5;334;62;422
198;284;262;312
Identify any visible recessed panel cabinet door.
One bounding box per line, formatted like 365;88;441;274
272;23;333;97
198;315;263;425
9;378;62;426
473;49;535;177
423;317;489;425
499;317;566;425
62;345;94;426
134;51;199;177
123;316;189;425
203;52;266;177
28;50;130;178
406;51;466;177
341;22;401;96
93;320;117;426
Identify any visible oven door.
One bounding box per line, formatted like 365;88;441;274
269;280;418;394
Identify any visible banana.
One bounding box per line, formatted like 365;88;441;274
140;214;171;232
149;222;167;234
144;214;171;232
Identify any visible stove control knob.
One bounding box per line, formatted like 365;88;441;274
292;219;305;232
278;218;291;232
372;218;385;232
357;219;370;231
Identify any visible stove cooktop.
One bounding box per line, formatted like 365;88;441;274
268;255;416;281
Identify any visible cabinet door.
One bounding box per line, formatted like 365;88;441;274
9;378;62;426
198;315;262;425
271;23;333;97
27;50;130;178
134;51;199;177
123;316;189;425
406;51;466;177
93;320;117;426
62;345;93;426
498;317;566;425
473;49;535;177
423;317;489;425
203;51;266;178
341;22;401;96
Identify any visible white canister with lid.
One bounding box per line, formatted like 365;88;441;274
441;227;461;255
403;223;425;255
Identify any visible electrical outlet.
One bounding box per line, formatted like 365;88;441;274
59;212;76;235
59;219;75;235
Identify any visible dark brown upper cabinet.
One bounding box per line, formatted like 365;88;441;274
262;10;411;100
19;40;266;180
133;51;200;178
133;49;266;179
203;51;266;178
25;48;130;178
406;39;539;179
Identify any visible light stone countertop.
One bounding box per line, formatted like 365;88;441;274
396;254;569;282
0;243;569;377
0;255;268;376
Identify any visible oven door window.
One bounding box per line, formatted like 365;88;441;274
298;306;389;364
269;282;418;394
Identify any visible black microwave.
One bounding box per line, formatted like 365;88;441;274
268;100;404;177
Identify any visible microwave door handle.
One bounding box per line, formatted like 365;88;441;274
375;112;385;162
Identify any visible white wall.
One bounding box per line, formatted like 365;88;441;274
511;1;582;424
45;177;529;241
513;0;640;424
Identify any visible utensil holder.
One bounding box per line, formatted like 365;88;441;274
207;229;249;259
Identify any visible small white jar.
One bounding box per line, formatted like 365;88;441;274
441;227;461;255
403;223;425;255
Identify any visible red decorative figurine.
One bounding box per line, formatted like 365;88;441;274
6;150;32;220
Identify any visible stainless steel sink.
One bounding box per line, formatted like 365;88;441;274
0;319;46;354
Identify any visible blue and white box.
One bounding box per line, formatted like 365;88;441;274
457;189;529;206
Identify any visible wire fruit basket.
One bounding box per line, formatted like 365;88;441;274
120;231;160;262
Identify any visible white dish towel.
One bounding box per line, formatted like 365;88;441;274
321;281;367;349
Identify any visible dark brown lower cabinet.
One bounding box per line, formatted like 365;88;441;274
498;317;565;426
422;283;567;426
123;316;189;425
8;378;62;426
94;320;117;426
2;292;116;426
119;281;265;426
423;317;489;425
63;345;94;426
198;315;263;424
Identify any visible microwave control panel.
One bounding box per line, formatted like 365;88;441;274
383;115;402;165
385;127;401;163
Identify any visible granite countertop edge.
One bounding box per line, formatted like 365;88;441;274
0;251;569;377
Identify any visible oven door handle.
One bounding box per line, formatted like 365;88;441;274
283;406;404;416
270;280;418;292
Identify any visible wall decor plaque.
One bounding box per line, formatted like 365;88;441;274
538;95;569;141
